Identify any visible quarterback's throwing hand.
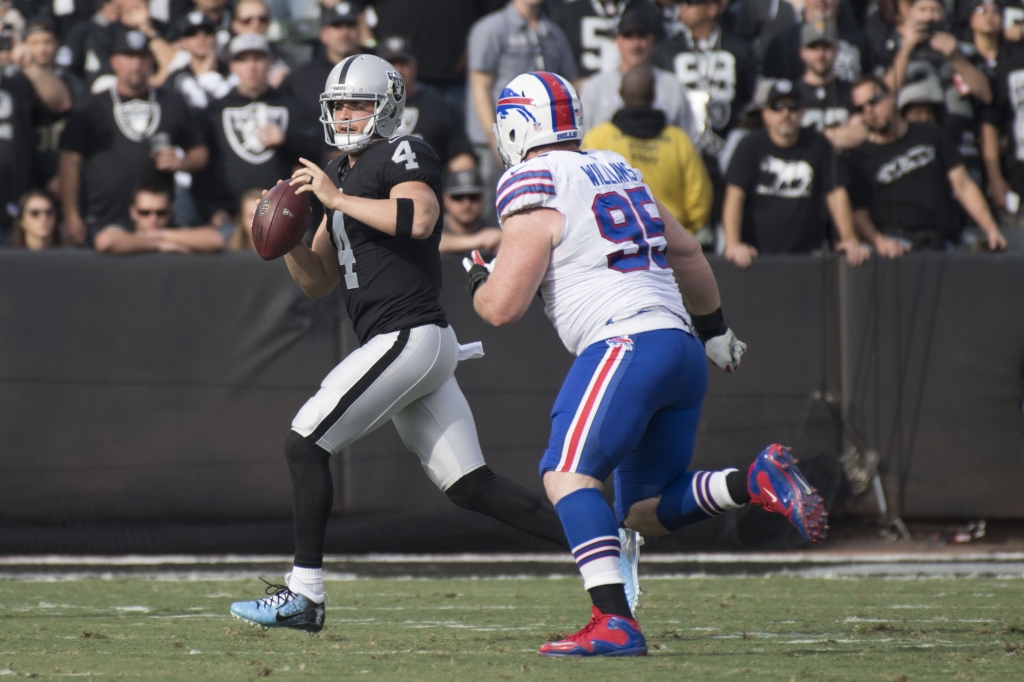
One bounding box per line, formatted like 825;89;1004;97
291;158;342;210
704;328;747;373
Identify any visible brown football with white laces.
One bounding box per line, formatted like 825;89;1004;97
250;181;311;261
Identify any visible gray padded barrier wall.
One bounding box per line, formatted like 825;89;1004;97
0;251;1022;534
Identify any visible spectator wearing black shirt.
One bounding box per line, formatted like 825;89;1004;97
279;2;361;161
378;35;475;172
981;15;1024;250
57;26;207;245
848;76;1007;252
652;0;756;154
93;185;225;253
19;16;84;191
797;20;867;150
723;79;869;268
56;0;119;89
439;169;502;255
763;0;874;85
198;33;318;220
160;11;230;109
0;25;72;243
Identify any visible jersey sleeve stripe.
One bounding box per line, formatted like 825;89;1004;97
497;170;554;195
496;184;556;215
496;178;556;208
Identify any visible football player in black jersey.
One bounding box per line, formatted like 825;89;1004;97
229;54;569;634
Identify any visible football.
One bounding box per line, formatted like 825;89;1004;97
251;181;311;261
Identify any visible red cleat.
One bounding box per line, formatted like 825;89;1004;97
538;606;648;657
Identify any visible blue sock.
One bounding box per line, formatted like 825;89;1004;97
656;469;746;532
555;488;624;590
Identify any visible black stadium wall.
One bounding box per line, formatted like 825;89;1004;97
0;251;1022;553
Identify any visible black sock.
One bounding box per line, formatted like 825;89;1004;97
284;431;334;568
446;466;569;549
588;584;633;620
726;469;751;505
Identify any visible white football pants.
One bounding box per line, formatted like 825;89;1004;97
290;323;486;491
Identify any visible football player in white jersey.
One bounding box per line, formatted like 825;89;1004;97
464;71;828;657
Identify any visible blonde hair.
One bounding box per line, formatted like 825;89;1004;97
228;188;264;251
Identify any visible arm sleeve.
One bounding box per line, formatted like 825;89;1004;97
495;158;558;223
816;134;845;191
723;135;758;192
378;136;445;192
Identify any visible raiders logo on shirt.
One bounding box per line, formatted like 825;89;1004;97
222;102;289;164
756;156;814;198
113;99;162;141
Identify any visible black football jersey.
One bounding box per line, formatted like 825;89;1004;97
320;135;448;345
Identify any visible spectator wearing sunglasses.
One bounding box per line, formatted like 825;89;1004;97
93;185;224;254
847;76;1007;254
723;79;869;268
162;11;231;109
9;191;61;250
438;170;502;255
232;0;291;89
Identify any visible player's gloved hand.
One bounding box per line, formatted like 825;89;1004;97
462;250;494;296
692;308;747;373
704;328;747;373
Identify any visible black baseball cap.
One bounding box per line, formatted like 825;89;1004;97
444;170;485;196
110;23;151;55
378;35;414;63
322;1;359;26
170;10;217;41
766;78;800;104
616;7;657;35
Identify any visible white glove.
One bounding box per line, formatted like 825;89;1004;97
704;328;747;373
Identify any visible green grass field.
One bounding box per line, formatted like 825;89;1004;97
1;575;1022;681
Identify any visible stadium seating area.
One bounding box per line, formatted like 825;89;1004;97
3;0;1024;257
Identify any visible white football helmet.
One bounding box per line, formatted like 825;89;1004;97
493;71;584;168
320;54;406;154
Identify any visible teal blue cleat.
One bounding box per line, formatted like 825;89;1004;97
230;577;325;636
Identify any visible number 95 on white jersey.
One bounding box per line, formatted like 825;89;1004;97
496;149;691;356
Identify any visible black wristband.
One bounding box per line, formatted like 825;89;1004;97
691;307;727;342
466;264;490;296
395;198;414;239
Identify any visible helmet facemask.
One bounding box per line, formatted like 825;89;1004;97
319;90;393;154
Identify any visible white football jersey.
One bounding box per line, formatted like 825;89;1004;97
496;149;692;356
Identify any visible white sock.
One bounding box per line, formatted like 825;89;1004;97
287;566;324;603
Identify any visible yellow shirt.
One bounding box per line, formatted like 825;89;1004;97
582;121;713;234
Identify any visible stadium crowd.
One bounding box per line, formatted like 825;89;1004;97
2;0;1023;260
